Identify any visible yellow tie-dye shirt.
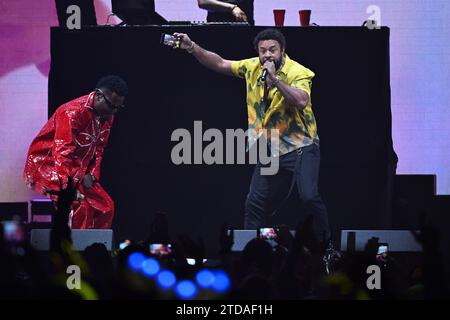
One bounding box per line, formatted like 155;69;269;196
231;54;319;155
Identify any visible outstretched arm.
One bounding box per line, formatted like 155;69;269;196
174;32;234;77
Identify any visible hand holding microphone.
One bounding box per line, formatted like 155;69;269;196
262;60;276;84
261;68;269;81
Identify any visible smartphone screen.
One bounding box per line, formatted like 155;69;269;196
259;228;278;240
376;243;388;260
149;243;172;256
1;221;25;243
186;258;207;266
160;33;180;48
119;239;131;250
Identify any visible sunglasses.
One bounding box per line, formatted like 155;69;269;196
96;89;125;111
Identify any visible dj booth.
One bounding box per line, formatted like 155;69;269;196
49;25;395;252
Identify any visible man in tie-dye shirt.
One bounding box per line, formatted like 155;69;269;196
174;29;339;273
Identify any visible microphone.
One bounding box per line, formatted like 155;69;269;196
261;68;268;82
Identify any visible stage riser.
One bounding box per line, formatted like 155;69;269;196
30;229;113;251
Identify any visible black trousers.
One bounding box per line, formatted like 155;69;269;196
244;143;331;242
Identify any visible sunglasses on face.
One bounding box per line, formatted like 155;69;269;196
96;89;125;111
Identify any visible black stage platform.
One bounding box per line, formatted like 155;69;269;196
48;26;396;253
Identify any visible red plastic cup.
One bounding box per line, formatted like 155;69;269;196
299;10;311;26
273;9;286;26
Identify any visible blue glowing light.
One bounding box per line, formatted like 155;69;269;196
142;258;160;276
176;280;198;299
195;269;215;288
157;270;176;288
211;270;230;292
127;252;146;270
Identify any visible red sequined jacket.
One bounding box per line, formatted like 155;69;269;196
24;92;114;194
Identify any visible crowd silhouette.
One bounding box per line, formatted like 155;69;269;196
1;179;449;300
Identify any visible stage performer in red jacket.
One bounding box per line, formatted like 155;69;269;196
24;75;128;229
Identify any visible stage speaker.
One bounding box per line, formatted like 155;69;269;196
340;230;421;252
231;230;257;251
30;229;113;251
30;199;55;226
55;0;97;27
111;0;168;25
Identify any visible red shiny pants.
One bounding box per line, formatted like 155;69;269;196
70;183;114;229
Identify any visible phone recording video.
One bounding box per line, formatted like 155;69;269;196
258;227;278;240
149;243;172;256
376;243;389;261
1;221;25;243
119;239;132;250
160;33;180;48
